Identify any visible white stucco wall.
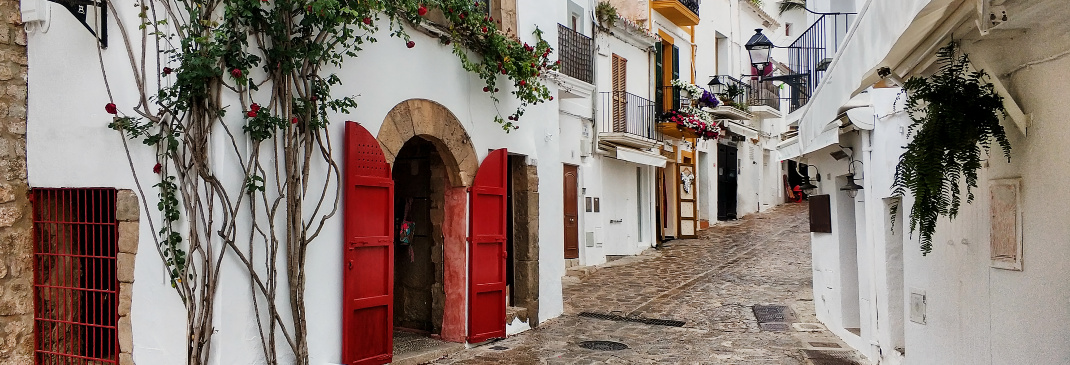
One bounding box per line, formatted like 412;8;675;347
25;2;575;363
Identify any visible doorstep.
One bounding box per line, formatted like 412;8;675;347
391;331;465;365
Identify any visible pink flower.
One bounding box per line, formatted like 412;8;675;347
105;103;117;114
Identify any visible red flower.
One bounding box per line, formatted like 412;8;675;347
250;103;261;112
231;68;242;78
247;110;258;118
494;88;499;92
153;163;162;174
363;17;372;25
309;95;318;101
418;5;428;16
406;41;416;48
483;87;489;92
105;103;117;114
291;117;299;124
519;80;526;86
459;13;465;20
162;67;173;75
482;26;487;33
549;96;554;101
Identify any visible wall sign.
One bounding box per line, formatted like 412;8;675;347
49;0;108;47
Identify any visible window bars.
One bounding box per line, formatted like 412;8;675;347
32;188;120;364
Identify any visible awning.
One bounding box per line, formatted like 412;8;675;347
777;136;802;161
614;146;667;167
724;121;759;139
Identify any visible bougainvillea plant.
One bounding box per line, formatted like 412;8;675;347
101;1;559;364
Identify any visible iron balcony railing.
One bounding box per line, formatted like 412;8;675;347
557;24;593;84
708;75;750;110
678;0;701;17
783;12;856;112
655;85;683;114
600;91;662;142
747;77;781;110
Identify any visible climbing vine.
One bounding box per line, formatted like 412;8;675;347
101;0;557;363
891;42;1011;255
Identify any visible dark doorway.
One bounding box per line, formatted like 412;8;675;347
717;144;739;220
563;164;580;259
392;137;446;335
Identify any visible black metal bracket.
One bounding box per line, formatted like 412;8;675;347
48;0;108;48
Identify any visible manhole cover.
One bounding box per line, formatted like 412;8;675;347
752;305;795;323
759;322;791;332
578;341;629;351
808;342;843;349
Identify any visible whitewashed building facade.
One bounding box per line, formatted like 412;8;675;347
781;0;1070;363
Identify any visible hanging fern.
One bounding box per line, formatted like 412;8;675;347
892;42;1011;255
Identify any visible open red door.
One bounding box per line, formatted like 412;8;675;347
342;121;394;365
467;148;508;343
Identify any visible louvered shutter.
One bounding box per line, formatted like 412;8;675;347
671;45;680;110
611;54;627;132
655;42;663;113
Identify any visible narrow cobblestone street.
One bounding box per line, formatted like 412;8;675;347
431;203;865;364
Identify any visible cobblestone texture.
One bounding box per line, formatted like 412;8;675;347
0;0;31;363
432;203;866;364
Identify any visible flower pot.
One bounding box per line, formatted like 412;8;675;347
658;122;699;139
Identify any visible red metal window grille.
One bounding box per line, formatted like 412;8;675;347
31;188;120;364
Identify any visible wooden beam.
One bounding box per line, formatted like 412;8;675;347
968;55;1030;136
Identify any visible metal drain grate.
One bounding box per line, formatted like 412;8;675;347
577;312;686;327
578;341;629;351
759;322;791;332
752;305;796;323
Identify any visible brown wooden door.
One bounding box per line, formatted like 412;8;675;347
611;54;627;132
563;164;579;259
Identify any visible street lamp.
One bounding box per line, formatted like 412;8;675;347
745;29;774;79
840;173;864;198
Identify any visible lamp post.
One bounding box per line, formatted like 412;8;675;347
745;29;774;78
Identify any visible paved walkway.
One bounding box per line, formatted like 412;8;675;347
430;203;866;364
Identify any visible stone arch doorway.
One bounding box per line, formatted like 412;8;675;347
376;99;541;348
378;99;476;344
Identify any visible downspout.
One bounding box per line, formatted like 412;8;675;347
861;128;883;360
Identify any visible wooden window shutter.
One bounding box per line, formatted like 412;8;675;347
809;195;832;233
671;45;680;109
990;179;1023;271
611;54;627;132
654;41;663;113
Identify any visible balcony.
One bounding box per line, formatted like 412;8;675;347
747;77;782;118
783;12;856;113
599;92;662;149
707;75;754;120
651;0;700;27
557;24;593;84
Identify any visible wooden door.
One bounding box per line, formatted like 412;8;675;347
342;121;394;365
467;149;508;343
611;54;627;132
717;144;739;220
563;164;579;259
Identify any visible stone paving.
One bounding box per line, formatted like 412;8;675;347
429;203;866;364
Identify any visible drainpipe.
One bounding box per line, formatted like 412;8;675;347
860;128;882;360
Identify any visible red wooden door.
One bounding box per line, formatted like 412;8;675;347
342;121;394;365
467;148;508;343
563;165;579;259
